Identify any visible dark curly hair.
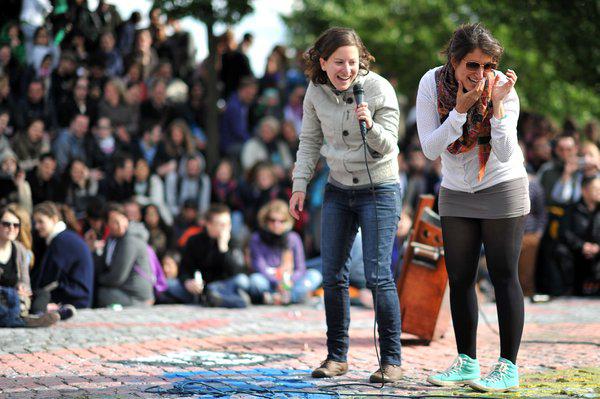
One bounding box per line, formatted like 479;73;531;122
303;27;374;85
442;23;503;66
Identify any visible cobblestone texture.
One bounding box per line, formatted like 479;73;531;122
0;297;598;398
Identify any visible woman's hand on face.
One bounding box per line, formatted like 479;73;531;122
289;191;305;220
455;79;485;114
491;69;517;104
355;102;373;129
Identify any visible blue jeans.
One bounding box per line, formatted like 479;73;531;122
321;182;402;365
248;269;322;304
164;274;250;308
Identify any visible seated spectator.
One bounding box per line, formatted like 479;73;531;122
0;149;32;212
98;153;134;202
538;135;578;205
56;77;97;128
85;117;121;171
239;161;288;229
219;76;258;158
0;75;16;128
31;202;94;313
49;52;78;112
143;204;172;259
139;78;173;128
53;113;91;173
61;158;99;220
211;158;245;239
0;108;13;155
179;204;250;308
136;123;162;170
11;118;50;172
154;119;196;178
133;157;172;225
165;153;211;217
248;200;322;305
96;31;123;77
240;116;293;174
125;29;159;81
26;26;60;75
13;80;54;132
173;199;202;248
551;142;600;205
97;79;137;135
283;85;304;135
93;202;154;307
0;205;59;328
156;251;186;304
26;152;62;205
558;176;600;296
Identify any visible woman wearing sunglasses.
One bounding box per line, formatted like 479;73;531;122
416;24;527;392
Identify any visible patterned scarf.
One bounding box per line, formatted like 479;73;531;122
435;64;493;181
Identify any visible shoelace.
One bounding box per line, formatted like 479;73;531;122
484;362;509;383
441;356;464;377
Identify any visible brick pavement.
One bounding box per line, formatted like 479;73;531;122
0;297;598;398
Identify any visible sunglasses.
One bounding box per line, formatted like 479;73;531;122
465;61;497;72
1;221;20;229
267;217;287;224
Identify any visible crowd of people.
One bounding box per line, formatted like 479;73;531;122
0;1;598;329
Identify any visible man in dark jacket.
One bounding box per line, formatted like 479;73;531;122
180;204;249;308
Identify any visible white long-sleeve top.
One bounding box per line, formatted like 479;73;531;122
416;66;526;193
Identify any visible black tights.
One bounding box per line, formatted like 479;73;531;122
441;216;526;364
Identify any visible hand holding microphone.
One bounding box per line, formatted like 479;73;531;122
353;84;373;136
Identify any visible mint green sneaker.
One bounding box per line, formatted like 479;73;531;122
426;354;480;386
469;357;519;392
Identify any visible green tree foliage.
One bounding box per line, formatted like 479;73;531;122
284;0;599;124
153;0;254;169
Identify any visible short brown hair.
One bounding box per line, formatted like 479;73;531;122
33;201;61;219
443;23;503;65
205;204;230;222
304;27;374;85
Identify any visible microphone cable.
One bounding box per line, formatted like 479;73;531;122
359;119;385;389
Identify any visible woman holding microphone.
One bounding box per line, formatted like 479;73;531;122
417;23;527;392
289;27;402;383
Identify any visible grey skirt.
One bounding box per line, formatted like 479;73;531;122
439;177;530;219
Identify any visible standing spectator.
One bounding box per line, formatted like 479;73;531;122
219;77;258;158
118;11;141;57
139;79;173;128
32;202;94;310
165;154;211;218
93;202;154;307
179;204;250;308
53;113;90;173
12;118;50;172
248;200;322;305
220;29;253;99
93;0;122;35
26;152;62;205
558;176;600;296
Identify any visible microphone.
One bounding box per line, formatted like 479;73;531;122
353;83;367;137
